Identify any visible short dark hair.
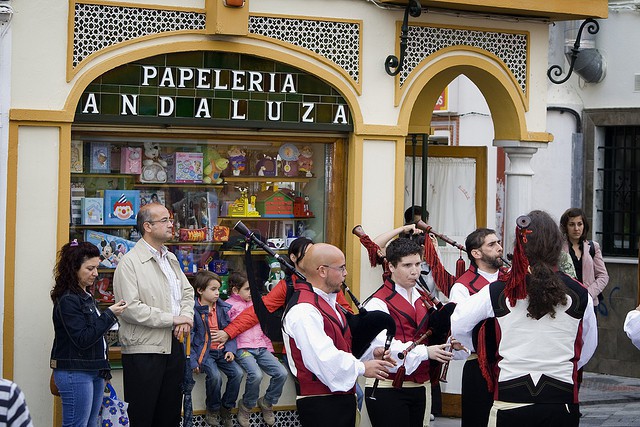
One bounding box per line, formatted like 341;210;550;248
51;241;101;302
288;237;313;266
386;238;422;266
228;271;248;291
559;207;590;242
465;228;497;266
193;270;221;294
136;204;154;236
404;205;429;224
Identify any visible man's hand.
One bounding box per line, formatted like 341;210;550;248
173;315;193;340
211;330;230;344
427;343;454;363
449;337;468;353
372;347;397;366
363;359;394;380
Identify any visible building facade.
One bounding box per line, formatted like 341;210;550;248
1;0;608;425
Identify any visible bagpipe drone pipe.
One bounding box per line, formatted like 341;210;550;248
234;220;396;357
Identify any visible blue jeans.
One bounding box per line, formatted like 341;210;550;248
54;370;104;427
201;349;244;411
235;348;288;407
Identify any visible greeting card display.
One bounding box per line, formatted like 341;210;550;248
167;152;204;183
89;143;111;173
81;197;104;225
84;230;136;268
104;190;140;225
71;140;84;173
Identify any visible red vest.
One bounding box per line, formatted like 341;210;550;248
371;279;430;383
286;281;355;396
456;265;490;295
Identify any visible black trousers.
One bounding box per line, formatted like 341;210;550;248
122;336;185;427
495;403;580;427
365;386;426;427
462;358;493;427
296;394;357;427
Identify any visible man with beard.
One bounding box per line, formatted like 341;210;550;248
449;228;504;427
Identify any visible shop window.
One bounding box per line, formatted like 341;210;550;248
69;131;344;354
597;126;640;257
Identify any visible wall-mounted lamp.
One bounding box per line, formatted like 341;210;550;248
224;0;245;7
385;0;422;77
548;18;602;84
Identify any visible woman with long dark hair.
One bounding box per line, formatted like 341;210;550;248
50;240;127;427
451;210;598;426
559;207;609;307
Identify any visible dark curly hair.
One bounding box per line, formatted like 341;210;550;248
51;241;101;302
287;237;313;266
523;210;567;320
385;238;422;267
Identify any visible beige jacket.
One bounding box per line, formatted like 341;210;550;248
113;239;194;354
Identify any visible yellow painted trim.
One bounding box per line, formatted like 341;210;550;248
345;133;364;299
525;131;554;143
247;13;363;95
67;0;207;81
395;137;407;226
355;124;406;138
62;40;364;130
3;121;19;380
58;126;73;246
394;22;529;107
398;53;528;141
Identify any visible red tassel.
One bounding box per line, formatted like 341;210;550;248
504;226;531;306
358;234;384;268
476;323;495;393
455;255;466;279
423;233;455;297
392;364;406;389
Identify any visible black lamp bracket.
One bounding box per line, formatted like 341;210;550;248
547;18;599;85
385;0;422;77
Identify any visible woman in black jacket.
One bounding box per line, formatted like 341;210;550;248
50;240;127;427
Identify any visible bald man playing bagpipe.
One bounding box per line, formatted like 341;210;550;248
282;243;395;427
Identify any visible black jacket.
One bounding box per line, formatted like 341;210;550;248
50;289;117;371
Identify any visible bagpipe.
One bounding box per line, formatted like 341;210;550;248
233;221;395;363
352;224;457;388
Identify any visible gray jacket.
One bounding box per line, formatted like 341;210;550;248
113;239;194;354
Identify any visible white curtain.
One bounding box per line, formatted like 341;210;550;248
404;157;477;271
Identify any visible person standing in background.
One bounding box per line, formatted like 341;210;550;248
50;240;127;427
113;203;194;427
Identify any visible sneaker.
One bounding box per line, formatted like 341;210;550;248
237;401;251;427
220;406;233;427
205;410;221;427
430;414;435;421
257;396;276;426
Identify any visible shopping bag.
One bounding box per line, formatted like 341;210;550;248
98;383;129;427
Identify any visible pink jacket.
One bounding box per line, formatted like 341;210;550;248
227;294;274;352
563;240;609;306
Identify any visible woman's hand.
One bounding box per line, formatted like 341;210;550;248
224;352;235;362
108;300;128;316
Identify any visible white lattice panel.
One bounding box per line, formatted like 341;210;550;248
249;16;360;83
73;3;205;67
181;410;301;427
401;25;528;93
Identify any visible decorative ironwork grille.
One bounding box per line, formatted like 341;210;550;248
402;25;528;93
181;410;301;427
597;126;640;256
249;16;360;83
72;3;205;67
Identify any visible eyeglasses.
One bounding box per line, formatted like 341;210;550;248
318;264;347;273
146;217;174;225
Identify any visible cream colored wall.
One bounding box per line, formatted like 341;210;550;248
14;126;60;427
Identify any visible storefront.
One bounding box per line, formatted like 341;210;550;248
3;1;607;425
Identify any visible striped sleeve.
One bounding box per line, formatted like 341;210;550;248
0;379;34;427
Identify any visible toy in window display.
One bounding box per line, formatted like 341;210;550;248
227;146;247;176
120;147;142;174
140;141;168;183
298;145;314;177
279;143;300;177
94;277;115;303
70;140;83;173
255;153;277;176
104;190;140;225
90;143;111;173
228;188;261;217
203;147;229;184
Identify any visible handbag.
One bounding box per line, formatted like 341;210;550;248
49;372;60;396
98;383;129;427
